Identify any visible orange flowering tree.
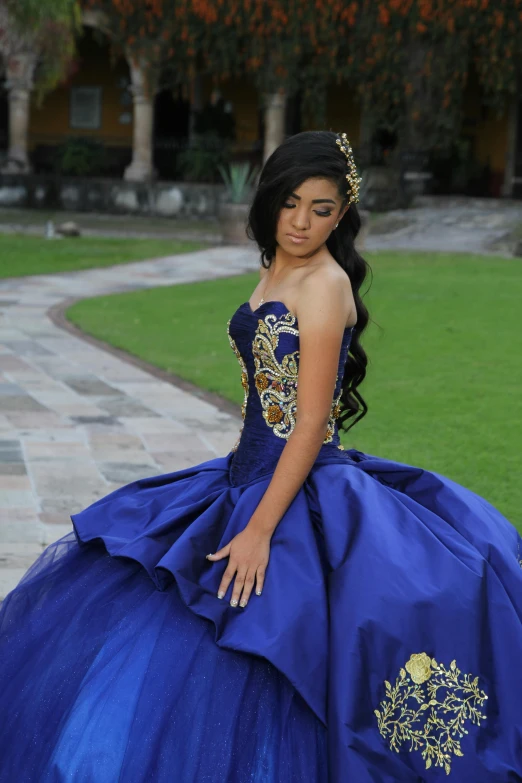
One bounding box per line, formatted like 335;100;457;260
81;0;522;147
340;0;522;152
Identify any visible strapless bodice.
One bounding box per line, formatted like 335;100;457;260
226;301;354;485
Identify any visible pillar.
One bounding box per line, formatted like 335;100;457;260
263;88;287;164
124;58;155;182
2;53;36;174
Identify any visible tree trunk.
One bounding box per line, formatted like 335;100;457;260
263;88;287;164
124;58;155;182
2;53;36;174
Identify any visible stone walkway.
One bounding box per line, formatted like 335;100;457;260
0;246;258;599
366;196;522;256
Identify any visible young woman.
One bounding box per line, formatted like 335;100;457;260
0;131;521;782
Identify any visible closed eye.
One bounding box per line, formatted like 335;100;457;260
283;203;332;217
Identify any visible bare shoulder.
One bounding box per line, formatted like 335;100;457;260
296;262;356;331
259;265;269;280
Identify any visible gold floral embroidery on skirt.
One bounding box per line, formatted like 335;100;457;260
374;652;488;776
252;312;344;444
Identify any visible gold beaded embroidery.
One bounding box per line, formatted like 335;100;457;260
252;312;344;445
252;312;299;439
375;652;488;776
227;319;248;452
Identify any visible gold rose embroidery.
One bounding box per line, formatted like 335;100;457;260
375;652;488;776
227;319;248;452
252;312;344;445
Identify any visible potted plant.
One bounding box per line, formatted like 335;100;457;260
217;161;259;245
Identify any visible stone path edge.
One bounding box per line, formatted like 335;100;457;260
48;296;242;422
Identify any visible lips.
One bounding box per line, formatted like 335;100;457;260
287;233;308;241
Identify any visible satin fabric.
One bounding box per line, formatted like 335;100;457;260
0;300;521;781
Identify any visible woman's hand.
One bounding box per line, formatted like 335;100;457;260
206;524;271;608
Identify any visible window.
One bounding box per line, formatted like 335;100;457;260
70;87;102;130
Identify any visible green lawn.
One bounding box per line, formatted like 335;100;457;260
0;235;209;278
67;250;522;530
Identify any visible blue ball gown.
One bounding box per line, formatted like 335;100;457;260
1;300;521;782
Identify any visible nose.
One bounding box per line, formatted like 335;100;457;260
292;208;310;230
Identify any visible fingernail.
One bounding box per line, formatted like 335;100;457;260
206;553;213;559
256;590;262;596
217;591;224;599
240;599;248;607
230;599;238;607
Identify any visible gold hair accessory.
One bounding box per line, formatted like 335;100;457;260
335;132;362;206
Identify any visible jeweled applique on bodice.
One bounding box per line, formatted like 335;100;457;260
226;300;354;485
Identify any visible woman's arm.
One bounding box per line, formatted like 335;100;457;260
207;270;354;607
248;272;352;535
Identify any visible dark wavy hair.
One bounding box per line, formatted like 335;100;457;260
246;130;371;432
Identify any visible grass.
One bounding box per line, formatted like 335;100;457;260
0;235;209;278
67;249;522;530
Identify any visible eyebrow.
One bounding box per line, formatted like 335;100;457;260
289;192;337;205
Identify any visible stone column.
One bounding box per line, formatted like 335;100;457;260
124;58;155;182
263;88;287;164
2;53;36;174
501;95;519;198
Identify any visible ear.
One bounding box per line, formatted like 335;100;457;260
339;203;350;222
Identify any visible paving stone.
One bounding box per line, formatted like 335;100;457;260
39;512;71;526
0;569;31;599
42;523;74;545
24;441;91;460
91;448;155;465
0;450;23;463
98;462;160;484
2;341;53;357
198;432;238;456
153;451;218;471
0;395;48;412
30;459;106;498
119;416;189;434
40;497;97;515
150;450;218;470
62;377;121;396
0;355;34;373
70;415;121;427
0;490;36;508
142;432;209;453
0;439;21;450
0;383;29;396
0;520;44;543
6;412;71;428
0;463;27;475
0;542;44;569
0;244;270;581
88;431;144;449
52;403;107;418
96;396;159;418
0;475;31;490
21;430;85;443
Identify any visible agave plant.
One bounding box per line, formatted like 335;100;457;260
217;161;260;204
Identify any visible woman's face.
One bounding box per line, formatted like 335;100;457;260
275;177;349;258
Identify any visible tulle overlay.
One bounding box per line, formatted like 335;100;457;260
0;529;327;782
1;301;521;781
